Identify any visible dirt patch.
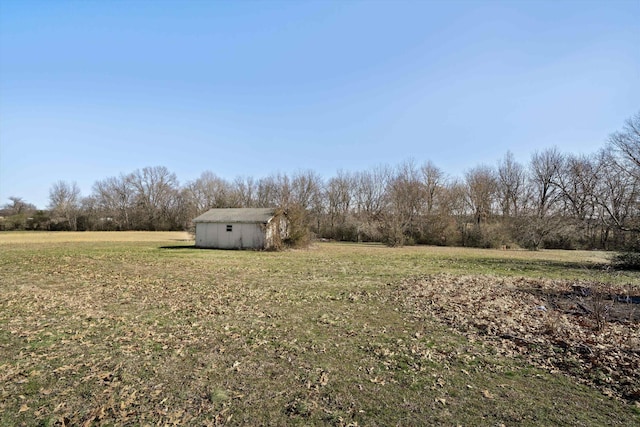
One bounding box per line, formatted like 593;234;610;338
399;275;640;404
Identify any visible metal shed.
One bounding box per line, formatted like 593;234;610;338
193;208;287;250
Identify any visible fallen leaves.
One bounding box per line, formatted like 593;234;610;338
369;377;386;385
2;238;638;425
318;370;329;387
482;389;495;399
400;274;640;403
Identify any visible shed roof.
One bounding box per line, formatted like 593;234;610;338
193;208;278;224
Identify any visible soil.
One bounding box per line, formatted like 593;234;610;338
529;284;640;323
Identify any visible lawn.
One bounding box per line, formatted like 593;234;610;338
0;232;638;426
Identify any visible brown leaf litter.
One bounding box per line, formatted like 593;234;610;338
398;274;640;404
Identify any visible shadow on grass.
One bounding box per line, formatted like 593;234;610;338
475;257;611;272
159;245;198;250
159;245;257;251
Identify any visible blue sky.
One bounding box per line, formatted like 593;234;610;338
1;0;638;209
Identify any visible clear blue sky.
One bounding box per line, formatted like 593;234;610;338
1;0;638;209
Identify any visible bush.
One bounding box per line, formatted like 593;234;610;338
612;251;640;270
283;205;312;249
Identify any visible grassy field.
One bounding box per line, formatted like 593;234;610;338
0;232;638;426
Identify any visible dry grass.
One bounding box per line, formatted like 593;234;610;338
0;233;639;426
0;231;190;244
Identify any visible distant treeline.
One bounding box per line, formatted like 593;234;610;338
2;112;639;251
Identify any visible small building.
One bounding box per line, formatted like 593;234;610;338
193;208;288;250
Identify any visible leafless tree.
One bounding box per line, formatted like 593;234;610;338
604;112;640;241
78;195;100;231
529;147;563;218
0;197;37;230
170;188;195;232
32;111;640;248
551;153;602;247
325;170;355;239
441;179;470;246
497;151;526;217
352;165;390;241
464;165;497;227
353;166;389;221
555;153;599;220
129;166;180;230
421;161;445;215
290;170;324;239
272;173;293;208
595;148;640;239
256;175;280;208
383;160;426;245
185;171;236;214
512;148;565;249
48;180;81;230
233;176;257;208
92;175;135;230
609;111;640;178
417;161;449;244
290;170;323;211
3;197;36;215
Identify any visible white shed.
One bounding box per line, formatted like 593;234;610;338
193;208;288;250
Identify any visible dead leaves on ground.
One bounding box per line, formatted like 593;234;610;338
399;274;640;403
2;243;639;425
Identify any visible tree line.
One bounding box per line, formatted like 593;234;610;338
2;112;639;251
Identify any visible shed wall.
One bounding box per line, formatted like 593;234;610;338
195;222;266;249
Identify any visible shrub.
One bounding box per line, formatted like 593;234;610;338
612;251;640;270
283;205;312;249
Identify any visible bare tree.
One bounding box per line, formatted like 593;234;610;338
421;161;445;215
271;173;292;208
595;148;640;239
441;179;470;246
516;148;564;249
256;175;281;208
48;180;81;230
604;112;640;242
353;165;390;241
92;175;135;230
34;112;640;246
233;176;257;208
497;151;526;217
78;195;100;231
289;170;324;242
555;154;599;220
253;171;320;246
1;197;37;230
325;170;355;239
290;170;323;211
464;165;497;227
129;166;180;230
609;111;640;178
417;161;448;244
4;197;36;215
354;166;389;221
170;188;195;232
529;147;563;217
185;171;236;214
383;160;426;246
